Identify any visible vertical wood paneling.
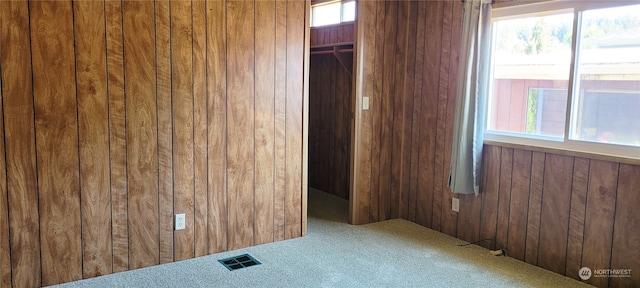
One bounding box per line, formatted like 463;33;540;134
432;0;453;232
415;0;444;229
227;0;255;249
441;0;462;237
353;2;639;287
538;154;573;275
496;148;514;250
369;0;385;223
155;0;173;265
565;157;589;278
171;0;195;261
0;59;10;288
525;151;544;265
408;0;427;223
255;0;276;245
30;1;82;285
582;160;618;288
0;0;42;286
1;1;308;286
105;0;129;273
123;0;160;269
378;0;397;221
479;146;501;249
507;149;531;262
285;0;305;239
353;0;375;225
73;0;112;278
192;0;208;258
273;0;288;241
389;0;413;220
206;0;228;253
610;164;640;288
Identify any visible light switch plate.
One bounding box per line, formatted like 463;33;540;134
452;198;459;213
363;97;370;110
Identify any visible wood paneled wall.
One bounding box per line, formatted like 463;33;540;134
310;22;355;47
0;0;308;286
309;53;352;199
353;1;639;287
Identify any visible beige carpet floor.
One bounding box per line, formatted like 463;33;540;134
48;188;593;288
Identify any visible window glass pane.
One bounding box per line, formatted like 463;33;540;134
312;2;341;27
488;13;573;138
570;4;640;147
342;1;356;22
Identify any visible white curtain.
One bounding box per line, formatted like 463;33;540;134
448;0;492;195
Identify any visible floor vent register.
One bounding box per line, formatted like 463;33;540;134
218;254;261;271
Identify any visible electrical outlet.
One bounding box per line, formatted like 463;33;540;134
175;213;186;230
452;198;460;213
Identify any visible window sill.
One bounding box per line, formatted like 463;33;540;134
484;136;640;166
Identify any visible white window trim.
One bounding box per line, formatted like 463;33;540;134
310;0;356;28
485;0;640;161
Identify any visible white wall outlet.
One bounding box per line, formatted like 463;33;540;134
452;198;460;213
175;213;186;230
363;96;370;110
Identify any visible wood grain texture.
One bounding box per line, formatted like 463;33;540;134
206;0;228;253
368;0;385;223
582;160;618;288
273;0;288;241
285;0;305;239
610;164;640;288
227;0;256;250
415;0;444;229
105;0;129;273
123;0;160;269
479;145;501;250
192;0;208;258
30;1;82;285
0;54;11;288
498;147;514;252
525;151;545;265
1;0;309;285
538;154;573;275
255;0;276;245
407;0;427;223
507;149;531;262
378;0;397;222
0;1;42;286
565;157;589;278
441;0;462;237
73;0;112;278
171;0;195;261
352;0;375;225
155;0;174;265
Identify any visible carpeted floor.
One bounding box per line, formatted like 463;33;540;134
49;188;593;288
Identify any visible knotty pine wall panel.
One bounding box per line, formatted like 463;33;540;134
353;1;639;287
0;0;307;286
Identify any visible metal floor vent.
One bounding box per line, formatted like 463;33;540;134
218;254;261;271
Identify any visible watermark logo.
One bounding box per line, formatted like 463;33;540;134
579;267;592;280
579;267;632;280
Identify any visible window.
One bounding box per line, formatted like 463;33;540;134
311;1;356;27
486;2;640;159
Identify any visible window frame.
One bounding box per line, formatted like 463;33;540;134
310;0;356;28
485;0;640;161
